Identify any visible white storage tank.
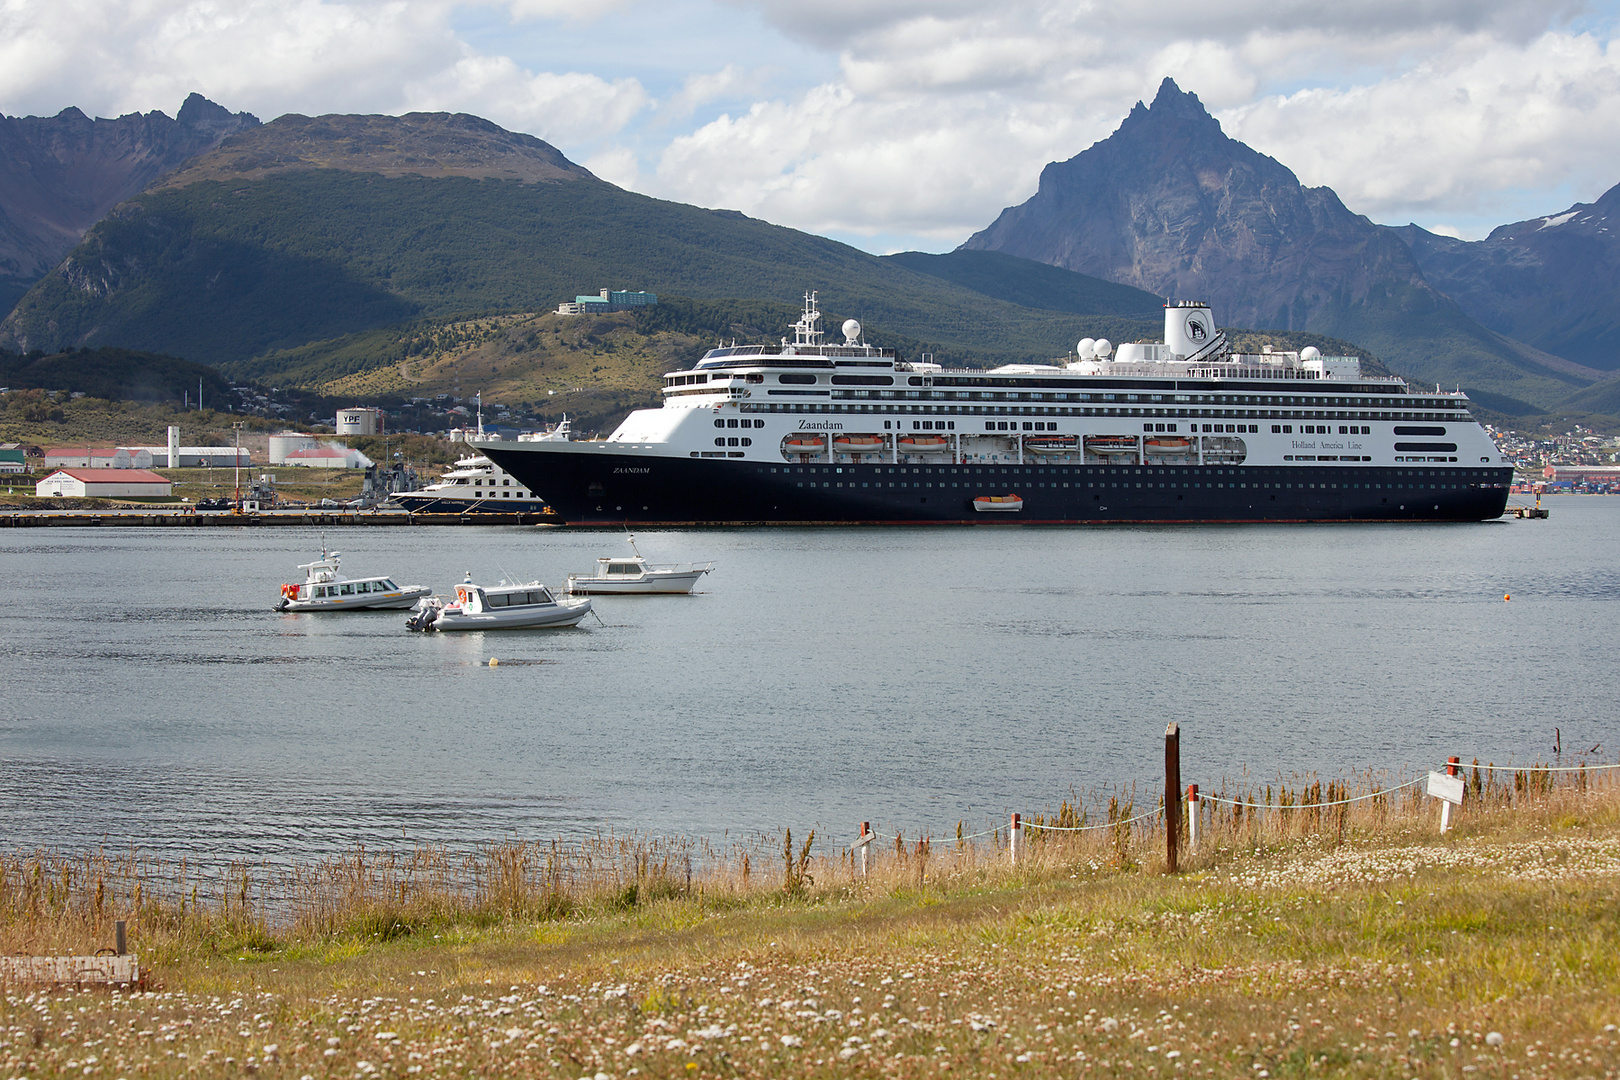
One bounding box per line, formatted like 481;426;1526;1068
336;408;382;436
269;433;322;464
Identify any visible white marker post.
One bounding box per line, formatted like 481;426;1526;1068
1186;784;1200;852
854;822;873;879
1010;813;1021;867
1427;757;1464;834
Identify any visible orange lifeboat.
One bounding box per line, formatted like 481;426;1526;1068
1024;435;1078;455
782;434;826;456
973;494;1024;513
833;434;884;453
1144;436;1191;454
897;434;950;454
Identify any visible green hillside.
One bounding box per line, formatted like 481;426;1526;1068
884;249;1164;318
0;345;231;402
0;170;1158;373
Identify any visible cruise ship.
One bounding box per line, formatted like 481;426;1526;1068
476;295;1512;524
393;417;569;514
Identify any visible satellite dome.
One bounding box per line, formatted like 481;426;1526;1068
842;318;862;344
1300;346;1321;362
1094;338;1113;358
1077;337;1096;359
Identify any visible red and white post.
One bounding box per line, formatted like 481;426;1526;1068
1010;813;1021;866
1442;756;1460;835
1186;784;1200;853
855;821;873;879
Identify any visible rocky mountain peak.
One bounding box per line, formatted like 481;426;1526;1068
0;94;259;315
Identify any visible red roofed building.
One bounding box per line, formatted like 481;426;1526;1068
42;447;122;468
35;469;174;498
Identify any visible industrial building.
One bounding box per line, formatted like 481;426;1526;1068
269;433;373;468
44;427;248;469
35;469;173;498
556;289;658;315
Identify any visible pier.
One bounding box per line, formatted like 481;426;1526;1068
0;509;557;527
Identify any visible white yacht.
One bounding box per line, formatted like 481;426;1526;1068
276;547;432;611
565;536;714;595
406;576;592;631
392;414;568;514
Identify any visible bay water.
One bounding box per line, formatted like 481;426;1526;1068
2;500;1615;862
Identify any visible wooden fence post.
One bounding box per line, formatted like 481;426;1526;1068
115;920;127;956
1165;722;1182;873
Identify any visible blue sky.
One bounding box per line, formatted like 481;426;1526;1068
4;0;1619;253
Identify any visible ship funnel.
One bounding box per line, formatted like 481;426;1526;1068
1165;301;1227;362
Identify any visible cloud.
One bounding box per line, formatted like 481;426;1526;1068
1226;29;1620;223
641;0;1620;244
403;55;650;145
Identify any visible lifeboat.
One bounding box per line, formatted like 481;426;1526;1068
973;494;1024;513
833;434;885;453
1143;436;1192;454
782;434;825;456
1024;434;1078;454
1084;435;1139;457
897;434;950;454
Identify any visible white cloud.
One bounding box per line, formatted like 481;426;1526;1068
1226;29;1620;225
402;55;649;145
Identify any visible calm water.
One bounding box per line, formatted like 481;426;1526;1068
2;501;1616;862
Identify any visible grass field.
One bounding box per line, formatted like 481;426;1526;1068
2;767;1617;1078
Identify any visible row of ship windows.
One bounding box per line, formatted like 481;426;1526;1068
792;480;1482;491
749;403;1464;421
762;466;1497;477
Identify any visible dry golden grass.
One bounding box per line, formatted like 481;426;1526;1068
3;766;1619;1078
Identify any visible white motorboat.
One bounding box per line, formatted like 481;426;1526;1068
406;576;592;631
566;536;714;595
276;547;432;611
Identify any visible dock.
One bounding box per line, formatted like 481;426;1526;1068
0;509;558;528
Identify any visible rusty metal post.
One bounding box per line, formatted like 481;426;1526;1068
1165;722;1182;873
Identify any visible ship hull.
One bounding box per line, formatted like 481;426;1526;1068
482;447;1513;525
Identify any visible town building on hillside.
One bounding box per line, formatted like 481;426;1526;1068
1544;465;1620;483
0;446;28;474
35;469;173;498
556;289;658;315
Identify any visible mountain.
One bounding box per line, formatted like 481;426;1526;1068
1392;183;1620;371
0;94;258;316
0;111;1164;375
961;78;1598;412
0;345;230;403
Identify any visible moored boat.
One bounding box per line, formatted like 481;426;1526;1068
276;547;431;611
406;577;591;631
566;552;715;595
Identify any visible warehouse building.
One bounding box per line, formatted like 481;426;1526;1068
35;469;173;498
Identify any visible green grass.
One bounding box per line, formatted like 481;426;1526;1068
1;773;1617;1077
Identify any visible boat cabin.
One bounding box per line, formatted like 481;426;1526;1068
453;583;558;612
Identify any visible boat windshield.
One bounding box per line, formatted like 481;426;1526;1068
607;563;640;575
381;579;396;590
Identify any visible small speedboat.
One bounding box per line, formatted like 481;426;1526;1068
406;576;591;631
276;546;432;611
973;494;1024;513
566;536;714;595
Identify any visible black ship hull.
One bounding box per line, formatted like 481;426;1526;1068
482;448;1513;525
